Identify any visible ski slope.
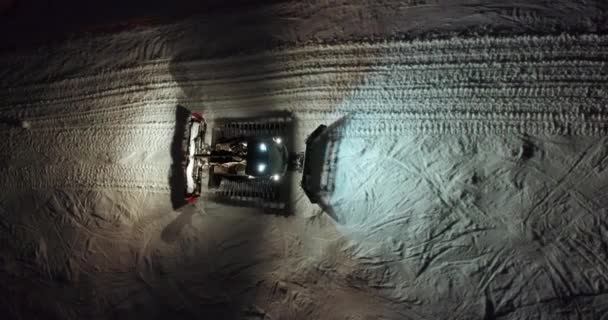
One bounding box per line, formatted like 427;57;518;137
2;1;608;319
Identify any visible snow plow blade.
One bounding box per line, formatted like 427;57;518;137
301;124;333;204
300;116;348;211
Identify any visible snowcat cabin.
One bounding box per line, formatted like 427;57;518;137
245;137;289;179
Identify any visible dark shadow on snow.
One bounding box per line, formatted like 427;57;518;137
161;204;196;243
0;116;24;128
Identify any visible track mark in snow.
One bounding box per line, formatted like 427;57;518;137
3;35;608;141
5;33;608;94
295;111;608;138
0;125;175;165
0;164;171;192
522;142;596;226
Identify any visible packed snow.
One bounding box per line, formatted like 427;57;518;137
2;1;608;319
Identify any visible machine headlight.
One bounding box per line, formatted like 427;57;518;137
273;137;282;144
272;174;280;181
257;164;267;172
259;143;267;152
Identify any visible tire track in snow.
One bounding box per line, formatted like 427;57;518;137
7;85;602;125
0;125;175;165
2;34;608;139
21;103;177;126
2;35;608;123
3;58;607;106
2;61;607;114
0;164;171;192
0;97;204;126
295;111;608;137
3;33;608;97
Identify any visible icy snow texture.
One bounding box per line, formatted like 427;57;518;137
3;2;608;319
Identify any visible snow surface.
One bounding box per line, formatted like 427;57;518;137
2;1;608;319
